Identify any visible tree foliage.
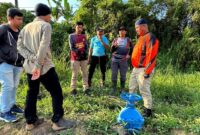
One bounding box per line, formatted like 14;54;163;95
0;0;200;71
47;0;72;22
72;0;151;38
20;9;35;27
0;2;14;24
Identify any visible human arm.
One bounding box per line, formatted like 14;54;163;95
98;35;109;50
144;35;159;78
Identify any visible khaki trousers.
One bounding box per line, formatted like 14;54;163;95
70;60;89;90
129;68;153;109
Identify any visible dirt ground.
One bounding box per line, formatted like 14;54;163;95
0;118;87;135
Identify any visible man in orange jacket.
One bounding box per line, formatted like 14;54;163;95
129;18;159;117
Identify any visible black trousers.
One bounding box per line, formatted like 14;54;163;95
88;56;107;82
25;68;64;124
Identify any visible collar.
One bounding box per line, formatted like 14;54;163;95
33;17;46;22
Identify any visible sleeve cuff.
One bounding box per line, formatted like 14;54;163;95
35;62;41;69
144;74;150;78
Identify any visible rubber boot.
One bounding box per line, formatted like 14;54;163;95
110;80;117;95
120;81;126;93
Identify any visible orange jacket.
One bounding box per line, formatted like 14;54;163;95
131;32;159;75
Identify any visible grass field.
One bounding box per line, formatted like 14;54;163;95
0;58;200;135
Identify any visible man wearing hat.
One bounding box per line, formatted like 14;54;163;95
110;26;133;95
129;18;159;117
17;3;75;131
0;8;24;123
88;27;109;88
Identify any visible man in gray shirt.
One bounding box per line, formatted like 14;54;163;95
17;3;74;131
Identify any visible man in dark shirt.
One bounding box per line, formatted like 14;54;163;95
0;8;24;123
69;22;90;95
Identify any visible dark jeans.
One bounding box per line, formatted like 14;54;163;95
111;60;128;82
88;56;107;82
25;68;64;124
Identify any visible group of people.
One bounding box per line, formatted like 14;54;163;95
69;18;159;118
0;3;159;131
69;23;132;96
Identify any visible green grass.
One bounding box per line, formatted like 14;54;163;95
4;58;200;135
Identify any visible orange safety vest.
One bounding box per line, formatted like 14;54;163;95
131;32;159;75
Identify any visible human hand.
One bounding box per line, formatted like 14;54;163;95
31;68;41;80
144;74;150;79
126;55;130;59
97;35;103;41
112;42;118;47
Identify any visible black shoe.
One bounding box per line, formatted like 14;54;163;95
10;104;24;114
120;88;126;94
70;89;77;96
143;107;152;117
84;89;91;96
120;81;125;91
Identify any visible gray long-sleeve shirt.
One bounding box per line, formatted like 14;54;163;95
17;17;54;75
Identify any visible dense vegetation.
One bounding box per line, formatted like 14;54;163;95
53;0;200;71
0;0;200;134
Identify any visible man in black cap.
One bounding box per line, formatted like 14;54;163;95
88;27;109;88
17;3;75;131
0;8;24;123
129;18;159;117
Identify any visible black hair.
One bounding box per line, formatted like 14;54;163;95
35;3;51;16
7;8;23;18
118;26;127;31
76;21;84;26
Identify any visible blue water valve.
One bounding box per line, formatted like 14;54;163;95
117;92;144;134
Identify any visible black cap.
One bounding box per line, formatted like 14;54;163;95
96;27;104;32
135;18;148;25
35;3;51;16
118;26;127;31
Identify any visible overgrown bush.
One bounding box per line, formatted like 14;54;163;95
173;27;200;71
51;22;73;62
